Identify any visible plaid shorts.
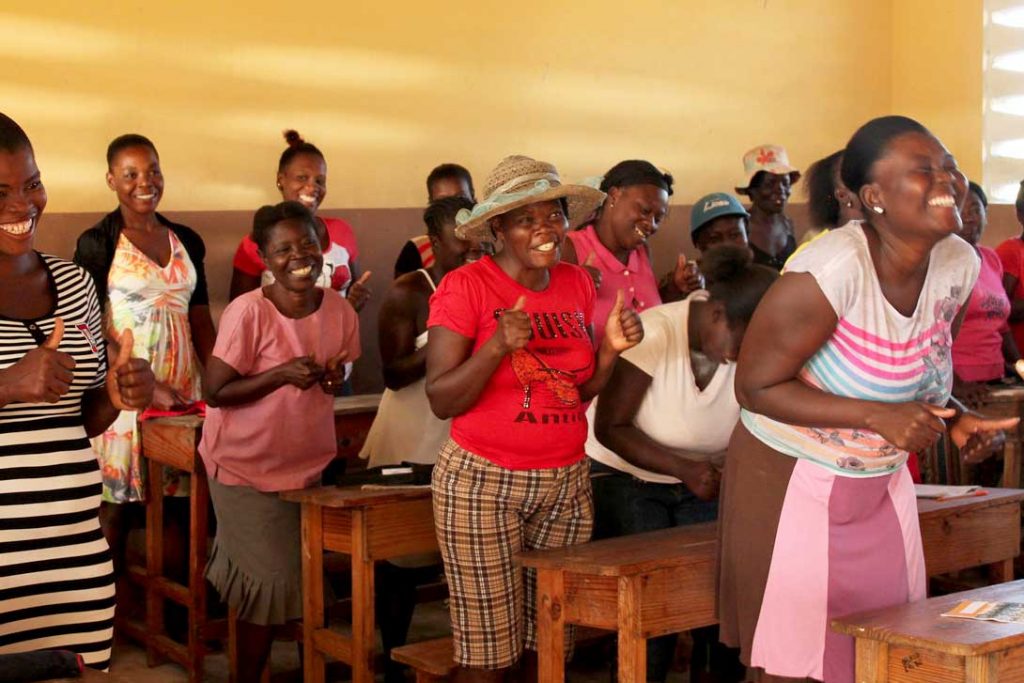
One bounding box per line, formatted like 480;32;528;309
432;439;593;669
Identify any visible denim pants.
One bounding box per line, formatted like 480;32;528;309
591;464;741;683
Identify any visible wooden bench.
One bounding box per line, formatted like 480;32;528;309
390;627;612;682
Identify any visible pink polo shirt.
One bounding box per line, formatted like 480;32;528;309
567;224;661;346
952;246;1010;382
199;287;361;492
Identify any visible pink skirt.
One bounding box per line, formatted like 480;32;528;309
717;425;926;683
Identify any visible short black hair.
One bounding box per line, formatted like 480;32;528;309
106;134;158;168
0;113;32;153
252;201;318;252
841;115;929;195
279;130;324;173
968;180;988;208
424;196;475;239
600;160;674;196
703;244;779;326
426;163;475;201
804;150;844;228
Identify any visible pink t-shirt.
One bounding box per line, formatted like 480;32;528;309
199;287;361;491
427;256;596;470
233;216;360;293
566;224;661;346
953;246;1010;382
996;237;1024;356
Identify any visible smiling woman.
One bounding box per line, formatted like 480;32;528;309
0;112;155;671
199;200;361;682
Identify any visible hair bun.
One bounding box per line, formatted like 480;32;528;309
701;244;754;283
283;129;304;148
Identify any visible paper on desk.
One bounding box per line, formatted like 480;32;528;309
914;484;983;500
943;600;1024;624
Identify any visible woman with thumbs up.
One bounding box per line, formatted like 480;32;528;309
0;113;154;670
425;156;643;682
199;201;360;681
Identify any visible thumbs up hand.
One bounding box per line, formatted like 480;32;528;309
105;328;155;411
601;289;644;353
671;255;704;295
346;270;372;312
0;317;77;404
489;295;532;355
320;348;351;394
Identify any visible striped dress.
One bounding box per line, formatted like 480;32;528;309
719;223;980;683
0;254;115;669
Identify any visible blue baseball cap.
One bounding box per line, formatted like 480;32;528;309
690;192;750;235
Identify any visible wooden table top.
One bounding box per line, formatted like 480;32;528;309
832;580;1024;656
279;484;431;507
517;523;717;576
986;385;1024;402
917;487;1024;518
333;393;382;415
140;413;204;430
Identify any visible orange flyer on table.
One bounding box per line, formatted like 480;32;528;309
943;600;1024;624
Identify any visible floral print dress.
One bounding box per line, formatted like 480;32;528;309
92;230;201;502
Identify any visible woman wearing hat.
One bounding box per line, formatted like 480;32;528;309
561;160;695;347
426;155;644;681
719;117;1017;683
689;192;751;258
735;144;801;270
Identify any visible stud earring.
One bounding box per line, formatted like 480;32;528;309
872;205;884;214
277;183;283;190
846;201;854;208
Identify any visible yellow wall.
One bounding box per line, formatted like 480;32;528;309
891;0;984;181
3;1;900;213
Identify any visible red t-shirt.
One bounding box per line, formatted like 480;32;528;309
233;216;360;292
428;257;597;470
996;237;1024;356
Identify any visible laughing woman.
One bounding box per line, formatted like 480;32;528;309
201;201;360;682
718;116;1018;683
0;113;154;669
426;156;643;682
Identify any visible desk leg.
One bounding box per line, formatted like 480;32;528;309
854;639;888;682
302;503;325;683
965;652;999;682
989;558;1015;584
145;457;165;667
188;462;210;681
617;575;646;683
535;568;566;683
1003;434;1021;490
351;509;375;683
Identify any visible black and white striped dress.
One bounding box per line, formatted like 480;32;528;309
0;254;115;669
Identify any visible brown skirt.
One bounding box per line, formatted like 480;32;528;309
205;478;303;626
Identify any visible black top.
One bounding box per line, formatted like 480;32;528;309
394;238;426;278
73;209;210;311
750;232;797;272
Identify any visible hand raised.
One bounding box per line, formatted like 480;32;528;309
1;317;76;404
601;289;644;353
106;328;155;411
491;295;532;354
672;255;704;294
347;271;372;312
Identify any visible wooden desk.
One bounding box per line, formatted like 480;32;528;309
953;386;1024;488
518;490;1024;683
279;485;437;683
919;488;1024;583
832;579;1024;682
135;415;216;683
520;524;716;683
332;394;381;464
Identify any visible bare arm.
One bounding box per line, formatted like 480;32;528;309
379;279;428;391
203;355;322;408
1003;273;1024;323
188;304;216;367
229;268;261;302
425;326;510;420
594;359;719;498
735;272;950;452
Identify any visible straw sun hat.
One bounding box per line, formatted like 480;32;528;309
454;155;606;241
